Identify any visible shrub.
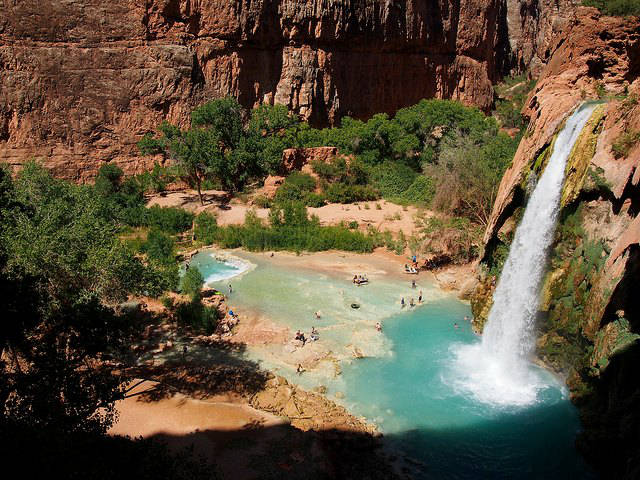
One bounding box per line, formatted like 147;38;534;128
274;172;317;205
253;194;271;208
370;161;417;197
324;183;379;203
400;175;436;204
193;212;218;245
180;266;205;300
143;229;175;265
304;192;326;207
145;206;194;233
175;299;219;334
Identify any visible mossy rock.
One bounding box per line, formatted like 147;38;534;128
590;318;640;375
470;276;495;333
561;105;606;206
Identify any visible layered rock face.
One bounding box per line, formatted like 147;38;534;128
472;8;640;478
1;0;575;181
505;0;579;76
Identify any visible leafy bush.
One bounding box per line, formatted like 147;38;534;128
274;172;317;204
324;183;379;203
175;298;219;334
180;266;205;300
143;229;175;265
369;161;417;197
398;175;436;204
145;206;194;233
193;212;218;245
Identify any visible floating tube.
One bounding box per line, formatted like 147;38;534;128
351;303;361;309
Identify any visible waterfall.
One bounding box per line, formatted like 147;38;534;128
450;104;596;406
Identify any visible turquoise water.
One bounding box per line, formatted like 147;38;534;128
189;251;593;479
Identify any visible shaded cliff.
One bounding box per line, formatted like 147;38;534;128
471;7;640;478
0;0;578;181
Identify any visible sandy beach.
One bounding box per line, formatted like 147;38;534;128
147;189;426;235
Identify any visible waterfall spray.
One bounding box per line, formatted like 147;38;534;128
451;104;597;406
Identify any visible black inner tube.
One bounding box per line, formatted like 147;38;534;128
351;303;360;309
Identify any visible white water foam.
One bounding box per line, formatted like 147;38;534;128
202;253;252;284
452;104;597;407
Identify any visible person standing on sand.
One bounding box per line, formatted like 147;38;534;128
228;284;233;294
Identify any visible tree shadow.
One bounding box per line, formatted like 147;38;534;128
125;338;269;402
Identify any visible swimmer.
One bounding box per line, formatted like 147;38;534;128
454;323;459;329
314;311;321;319
401;297;405;308
375;322;382;332
412;280;416;288
297;363;305;375
410;298;415;307
418;291;423;303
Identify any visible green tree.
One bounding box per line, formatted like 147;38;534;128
0;163;152;435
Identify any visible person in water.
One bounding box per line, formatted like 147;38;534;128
454;323;459;329
375;322;382;332
410;298;415;307
295;330;307;345
353;274;358;284
297;363;305;375
228;284;233;294
314;311;321;319
418;291;423;303
411;280;416;288
401;297;405;308
310;327;319;341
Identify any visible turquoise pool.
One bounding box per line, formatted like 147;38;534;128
188;250;593;479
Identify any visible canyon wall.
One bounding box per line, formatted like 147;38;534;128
0;0;575;181
471;8;640;478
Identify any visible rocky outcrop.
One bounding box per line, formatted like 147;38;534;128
281;146;341;173
251;374;377;434
471;8;640;478
505;0;579;76
1;0;581;182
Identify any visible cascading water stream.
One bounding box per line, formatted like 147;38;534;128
451;104;597;406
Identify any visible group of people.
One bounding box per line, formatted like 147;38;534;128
294;326;319;346
404;254;420;274
400;289;423;308
352;274;369;285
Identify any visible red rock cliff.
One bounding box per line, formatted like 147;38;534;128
0;0;574;181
